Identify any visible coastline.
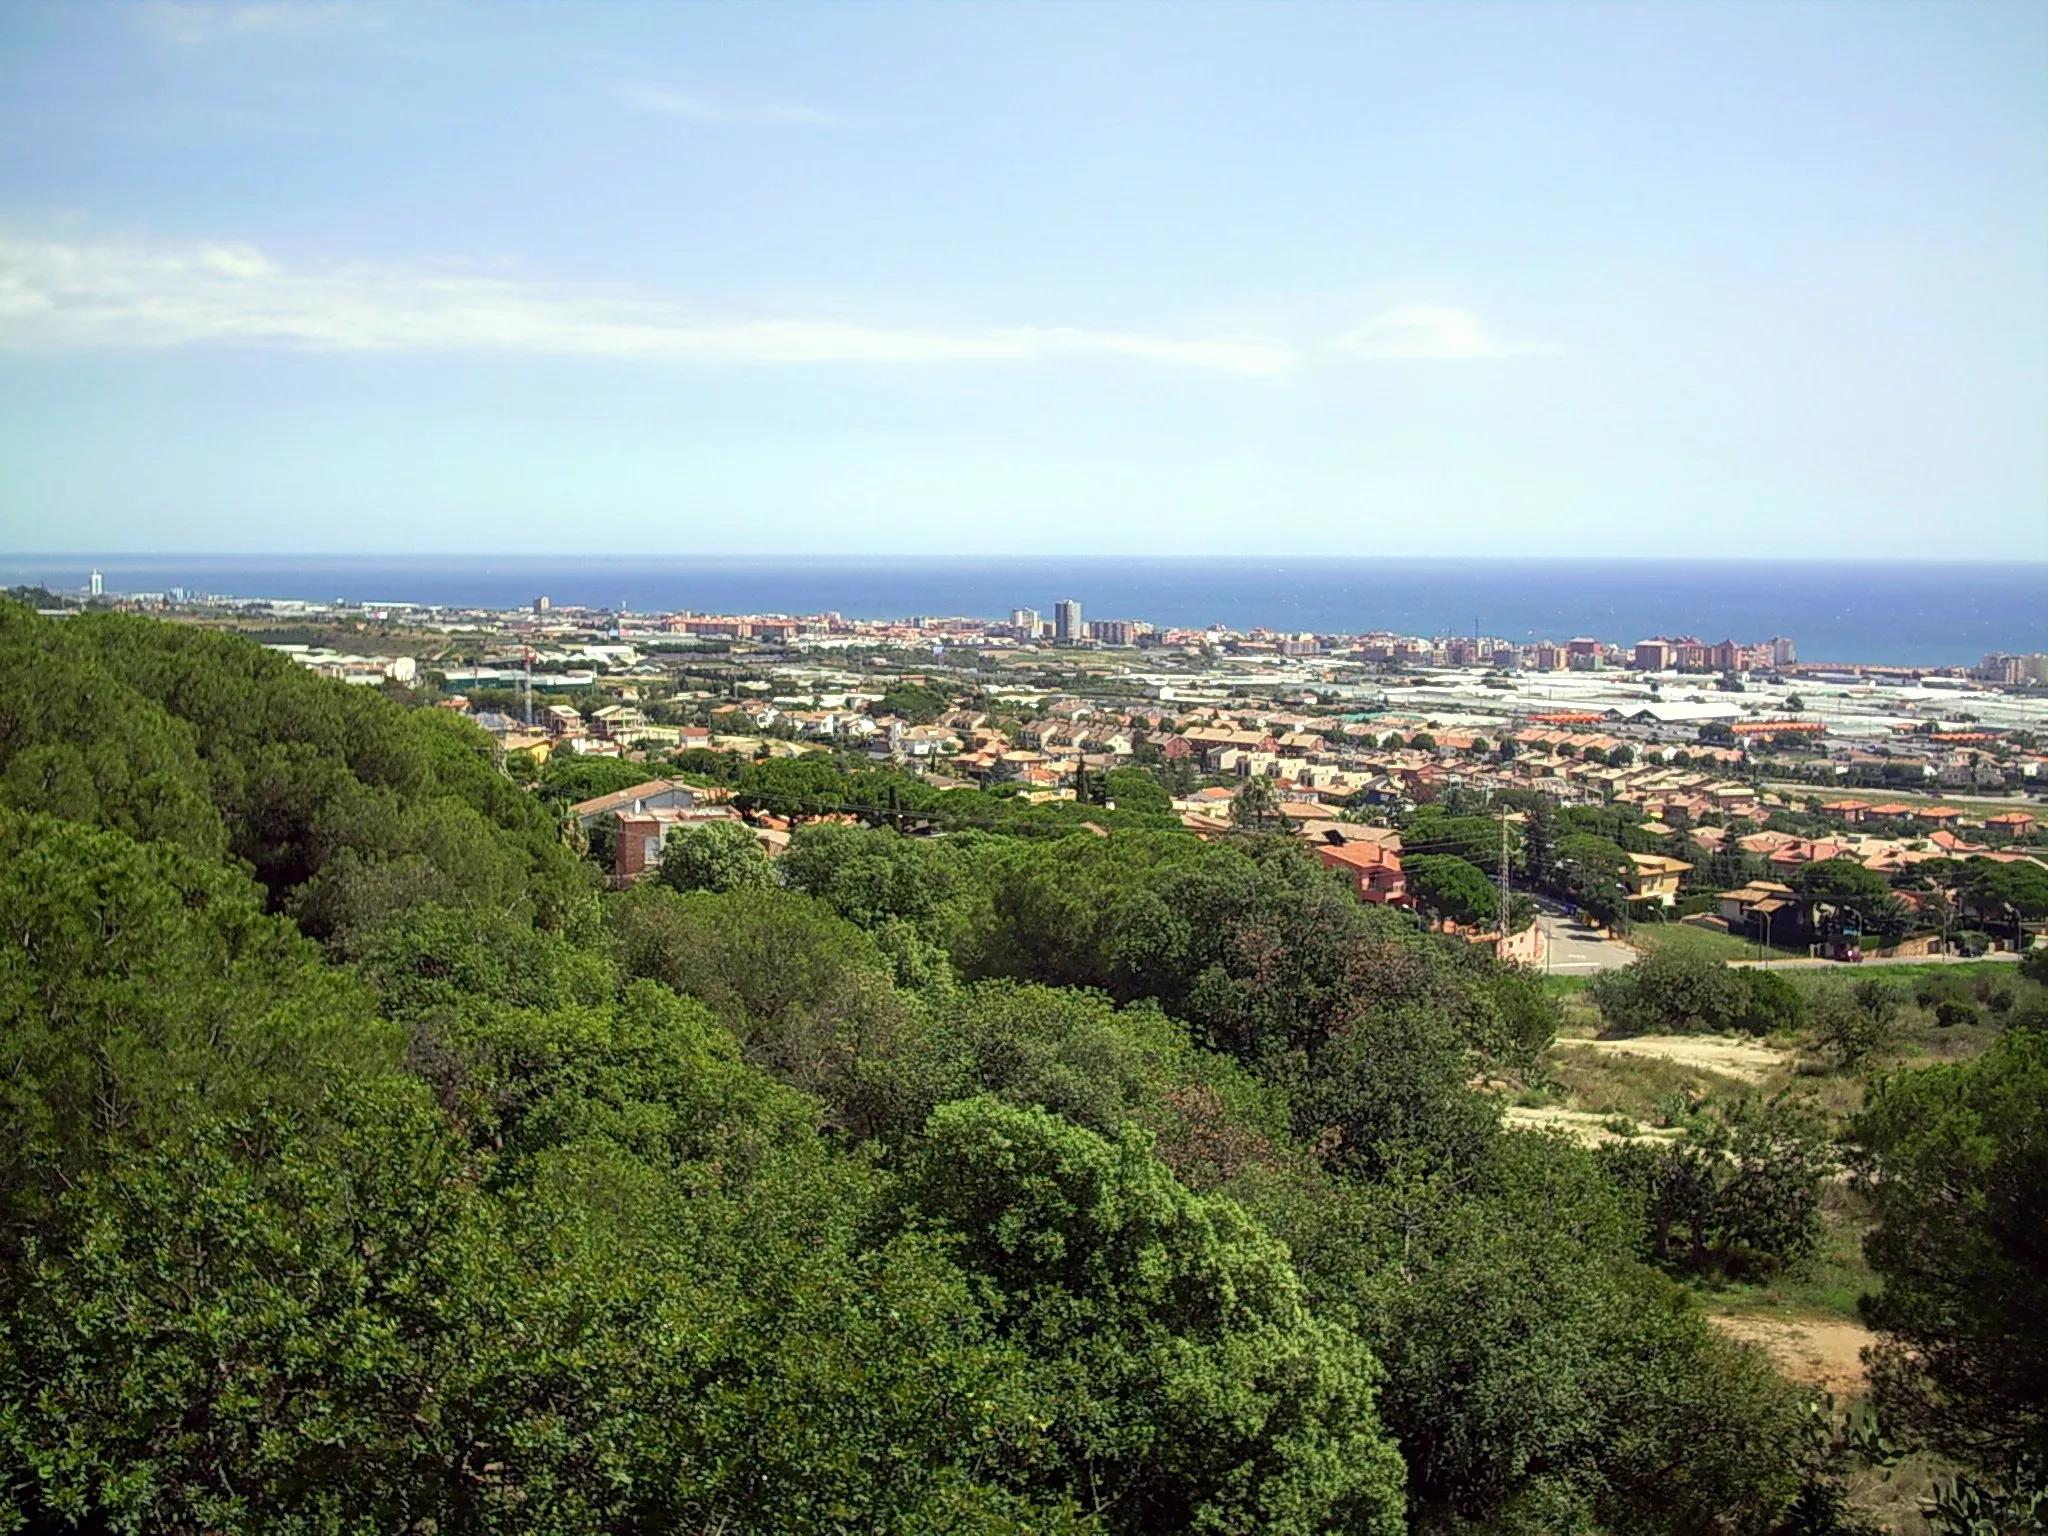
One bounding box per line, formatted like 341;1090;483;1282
6;554;2046;668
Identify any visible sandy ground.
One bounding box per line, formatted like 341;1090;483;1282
1564;1034;1787;1082
1710;1312;1875;1400
1502;1105;1683;1148
1730;951;2021;970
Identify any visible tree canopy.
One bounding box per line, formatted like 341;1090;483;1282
1404;853;1499;927
657;818;775;894
1854;1027;2048;1472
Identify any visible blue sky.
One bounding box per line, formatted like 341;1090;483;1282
1;0;2043;557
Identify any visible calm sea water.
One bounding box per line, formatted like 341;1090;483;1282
5;556;2043;667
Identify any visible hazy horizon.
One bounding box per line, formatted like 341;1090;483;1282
10;551;2047;564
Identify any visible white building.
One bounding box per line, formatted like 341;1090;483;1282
265;644;419;686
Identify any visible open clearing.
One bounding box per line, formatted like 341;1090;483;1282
1709;1312;1875;1400
1502;1105;1682;1148
1565;1034;1788;1082
1631;923;1806;965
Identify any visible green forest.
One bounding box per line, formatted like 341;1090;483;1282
0;602;2040;1535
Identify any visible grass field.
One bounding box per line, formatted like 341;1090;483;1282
1628;921;1805;964
1543;1040;1768;1121
1695;1182;1878;1323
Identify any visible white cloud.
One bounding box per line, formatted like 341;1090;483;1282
138;2;380;47
1332;305;1544;360
611;80;850;129
0;232;1296;376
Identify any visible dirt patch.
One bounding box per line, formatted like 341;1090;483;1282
1711;1312;1875;1400
1503;1105;1682;1149
1568;1034;1786;1083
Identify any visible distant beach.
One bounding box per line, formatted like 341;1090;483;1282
4;555;2043;668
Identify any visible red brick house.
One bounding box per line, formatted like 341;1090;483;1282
612;806;743;881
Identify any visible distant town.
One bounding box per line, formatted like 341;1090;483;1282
27;569;2048;822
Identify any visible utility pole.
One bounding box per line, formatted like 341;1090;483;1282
1499;808;1513;944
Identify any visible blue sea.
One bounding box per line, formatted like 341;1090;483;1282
4;555;2043;668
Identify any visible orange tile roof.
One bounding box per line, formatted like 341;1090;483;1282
1316;840;1400;871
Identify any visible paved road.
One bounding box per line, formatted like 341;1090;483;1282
1536;909;1639;975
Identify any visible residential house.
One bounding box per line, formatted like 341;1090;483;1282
1719;880;1795;928
1314;841;1407;905
1210;747;1283;778
898;723;964;758
1297;821;1403;854
1763;838;1854;874
1737;830;1803;857
611;805;741;881
992;749;1050;782
568;778;702;830
619;724;683;750
1625;852;1694;907
1930;829;1988;856
589;704;647;741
